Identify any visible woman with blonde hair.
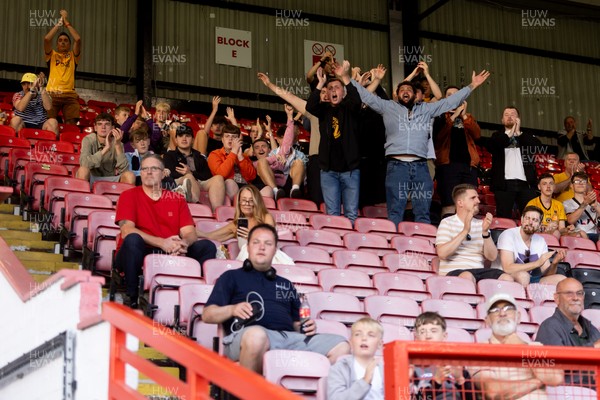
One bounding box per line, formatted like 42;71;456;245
197;184;294;264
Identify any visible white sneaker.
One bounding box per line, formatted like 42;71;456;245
174;178;192;202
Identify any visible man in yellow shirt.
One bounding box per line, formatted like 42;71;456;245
553;152;586;202
527;173;586;240
43;9;81;125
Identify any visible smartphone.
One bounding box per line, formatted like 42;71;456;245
238;218;248;229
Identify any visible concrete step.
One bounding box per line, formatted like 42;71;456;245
0;220;33;231
15;251;63;262
23;260;79;273
0;203;16;214
138;367;181;398
4;238;58;252
0;230;42;241
31;271;52;283
137;346;169;362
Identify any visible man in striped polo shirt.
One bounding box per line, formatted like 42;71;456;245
435;184;511;283
10;72;58;136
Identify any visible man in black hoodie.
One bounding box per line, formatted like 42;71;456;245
163;124;225;211
306;60;363;223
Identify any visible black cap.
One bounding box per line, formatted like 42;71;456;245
175;124;193;137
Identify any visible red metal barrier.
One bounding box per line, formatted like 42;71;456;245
102;302;301;400
384;340;600;400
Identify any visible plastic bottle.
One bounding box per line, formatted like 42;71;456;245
299;294;311;334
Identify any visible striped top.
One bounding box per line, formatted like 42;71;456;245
435;214;486;275
12;91;47;125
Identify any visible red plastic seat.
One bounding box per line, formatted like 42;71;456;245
215;205;235;222
188;203;214;222
381;323;414;344
581;309;600;330
41;176;91;228
263;350;330;396
490;217;518;230
6;148;33;193
317;269;377;298
270;210;310;233
0;136;30;179
141;254;205;326
19;127;56;145
536;233;560;248
331;250;386;275
58;123;81;134
22;163;70;213
306;291;367;325
343;232;395;258
526;283;556;307
277;198;318;212
426;275;485;305
309;214;353;236
296;229;344;254
202;259;243;285
528;305;557;325
61;192;114;252
92;181;135;205
559;236;596;251
390;236;437;262
372;272;431;301
273;264;321;293
34;140;75;154
0;125;15;137
59;130;88;152
361;205;388;219
280;245;333;273
58;153;81;176
364;295;421;327
421;299;483;331
477;279;534;309
262;195;276;210
446;327;474;343
177;282;215;340
354;217;399;241
398;221;437;238
314;319;349;340
382;253;434;280
565;250;600;268
82;210;118;274
87;99;117;112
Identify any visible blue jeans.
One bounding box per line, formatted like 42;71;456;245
320;169;360;223
115;233;217;299
386;159;433;226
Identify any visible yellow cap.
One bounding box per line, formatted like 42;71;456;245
20;73;37;83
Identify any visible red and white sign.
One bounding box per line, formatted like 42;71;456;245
216;27;252;68
304;40;345;73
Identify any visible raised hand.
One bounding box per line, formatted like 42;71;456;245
135;100;143;115
470;70;491;89
417;61;430;75
482;212;493;232
257;72;271;86
316;67;327;88
371;64;387;80
212;96;221;111
284;104;294;119
357;71;371;87
461;101;468;116
111;128;123;143
225;106;237;126
265;115;272;133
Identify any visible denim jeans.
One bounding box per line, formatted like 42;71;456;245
386;159;433;226
320;169;360;223
115;233;217;299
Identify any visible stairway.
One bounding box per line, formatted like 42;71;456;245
0;200;185;399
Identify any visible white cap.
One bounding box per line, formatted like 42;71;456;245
486;293;518;313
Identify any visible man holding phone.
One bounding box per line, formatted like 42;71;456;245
496;205;567;287
77;113;136;186
563;172;600;242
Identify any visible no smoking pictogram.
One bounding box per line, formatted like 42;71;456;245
312;43;323;55
325;45;336;55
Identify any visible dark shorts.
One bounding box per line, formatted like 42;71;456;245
24;122;44;129
47;92;80;122
447;268;505;282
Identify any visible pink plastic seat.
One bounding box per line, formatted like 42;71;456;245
263;350;330;396
372;272;431;302
281;245;333;273
332;250;387;275
426;275;485;305
343;232;395;258
363;295;421;327
318;269;377;298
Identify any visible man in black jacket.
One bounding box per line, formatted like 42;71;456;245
306;60;363;223
487;107;541;218
163;124;225;210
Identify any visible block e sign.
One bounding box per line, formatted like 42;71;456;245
216;27;252;68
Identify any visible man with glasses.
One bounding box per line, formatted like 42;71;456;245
470;293;564;398
497;205;567;287
115;154;217;309
536;278;599;385
537;278;600;348
553;152;586;202
563;172;600;242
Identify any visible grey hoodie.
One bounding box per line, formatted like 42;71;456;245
327;355;384;400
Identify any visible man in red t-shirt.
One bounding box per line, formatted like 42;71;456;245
115;154;216;308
